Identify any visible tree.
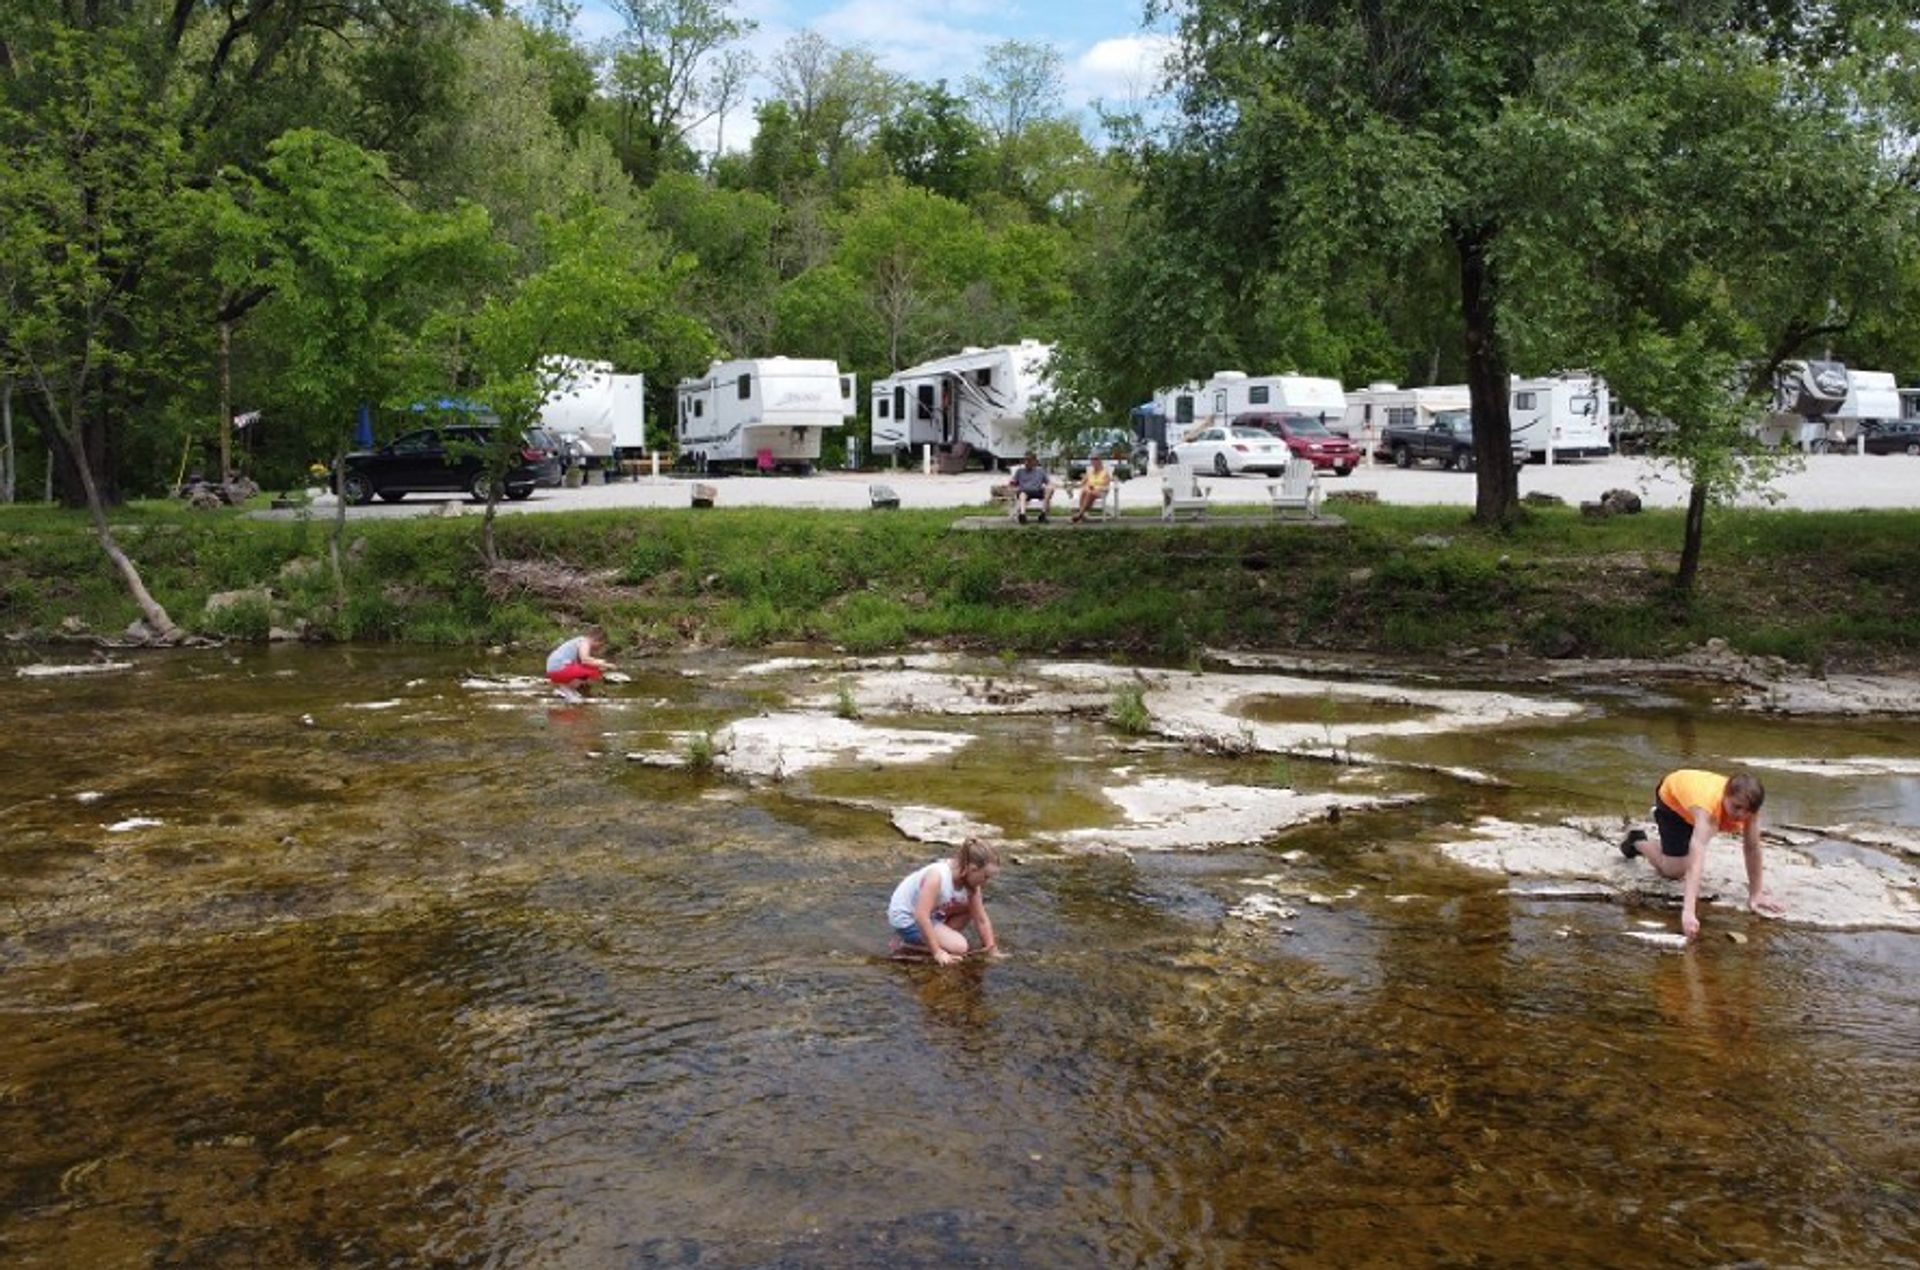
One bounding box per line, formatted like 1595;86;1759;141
880;82;984;203
1160;0;1655;525
601;0;753;185
766;31;899;192
0;25;202;638
966;39;1065;199
463;210;718;562
217;129;495;597
1499;33;1920;595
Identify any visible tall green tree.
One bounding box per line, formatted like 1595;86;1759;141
1500;34;1920;595
0;25;203;638
463;209;718;562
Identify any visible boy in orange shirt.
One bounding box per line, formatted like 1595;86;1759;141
1620;769;1786;939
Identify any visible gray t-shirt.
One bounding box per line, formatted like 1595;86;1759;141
1011;465;1051;495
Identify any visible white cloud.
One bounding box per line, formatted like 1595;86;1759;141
1068;33;1175;111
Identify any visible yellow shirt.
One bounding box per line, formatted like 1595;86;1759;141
1658;769;1749;833
1084;467;1111;494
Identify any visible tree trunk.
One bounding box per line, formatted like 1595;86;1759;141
329;437;348;608
1;374;14;504
42;386;181;641
1676;478;1708;599
1454;224;1520;527
218;318;232;483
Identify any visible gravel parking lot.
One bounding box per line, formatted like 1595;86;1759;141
270;452;1920;520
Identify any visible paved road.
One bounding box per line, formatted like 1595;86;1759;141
265;452;1920;520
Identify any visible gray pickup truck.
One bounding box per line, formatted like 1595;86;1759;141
1379;409;1529;472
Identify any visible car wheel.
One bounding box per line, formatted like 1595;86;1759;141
1454;449;1476;472
506;486;534;501
1333;465;1351;478
1214;453;1232;478
1392;445;1411;469
341;472;375;506
469;471;498;502
377;490;406;503
1904;442;1920;456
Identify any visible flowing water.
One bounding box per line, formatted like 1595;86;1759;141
2;647;1917;1268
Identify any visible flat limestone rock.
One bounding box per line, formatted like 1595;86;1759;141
1437;817;1920;930
1053;776;1405;852
716;713;972;779
1782;821;1920;860
891;805;1002;846
1740;674;1920;716
17;661;134;679
1735;755;1920;778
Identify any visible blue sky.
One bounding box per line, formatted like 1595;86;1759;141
562;0;1176;149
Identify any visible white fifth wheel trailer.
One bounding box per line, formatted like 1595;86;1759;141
1832;369;1902;447
870;340;1054;467
1756;360;1852;450
536;358;645;466
676;357;857;473
1508;372;1612;460
1339;383;1471;455
1150;372;1347;441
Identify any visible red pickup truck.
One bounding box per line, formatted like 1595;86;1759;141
1235;412;1360;476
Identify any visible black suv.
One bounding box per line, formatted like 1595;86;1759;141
337;426;564;505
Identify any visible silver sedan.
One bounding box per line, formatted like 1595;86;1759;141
1171;425;1293;477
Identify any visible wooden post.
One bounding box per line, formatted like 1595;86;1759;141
218;319;232;483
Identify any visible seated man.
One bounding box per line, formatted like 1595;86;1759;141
1006;451;1056;524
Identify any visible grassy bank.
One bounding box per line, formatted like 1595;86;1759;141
2;500;1916;669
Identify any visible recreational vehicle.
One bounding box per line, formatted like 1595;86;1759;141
870;341;1055;467
1509;373;1612;460
1339;383;1471;451
1757;360;1852;449
536;358;644;466
1832;370;1903;446
676;357;857;473
1150;372;1347;441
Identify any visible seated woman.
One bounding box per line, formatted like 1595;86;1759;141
1070;455;1113;523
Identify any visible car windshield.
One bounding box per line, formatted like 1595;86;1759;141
1281;415;1334;437
1229;428;1276;441
526;428;560;450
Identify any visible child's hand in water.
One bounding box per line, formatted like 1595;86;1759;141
983;945;1007;961
1750;891;1786;918
932;947;957;966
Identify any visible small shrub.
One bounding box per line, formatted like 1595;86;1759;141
833;678;861;720
199;594;273;641
685;730;717;772
1110;683;1151;735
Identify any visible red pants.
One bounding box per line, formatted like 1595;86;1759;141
548;663;603;685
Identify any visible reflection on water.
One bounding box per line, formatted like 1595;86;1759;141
1;647;1917;1266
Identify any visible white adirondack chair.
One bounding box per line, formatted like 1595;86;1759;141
1266;459;1321;519
1160;464;1211;520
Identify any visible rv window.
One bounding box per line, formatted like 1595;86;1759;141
840;376;852;398
1249;386;1270;404
1572;395;1596;416
694;399;704;418
1175;396;1194;424
1387;407;1416;430
1513;391;1537;411
894;386;906;419
738;374;752;400
877;400;890;419
976;369;992;387
917;384;934;417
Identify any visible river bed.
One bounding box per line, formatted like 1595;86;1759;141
2;646;1917;1266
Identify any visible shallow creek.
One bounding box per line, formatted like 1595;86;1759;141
2;646;1917;1267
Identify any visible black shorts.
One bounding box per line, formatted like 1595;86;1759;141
1652;795;1694;857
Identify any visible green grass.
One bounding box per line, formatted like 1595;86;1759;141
4;499;1919;671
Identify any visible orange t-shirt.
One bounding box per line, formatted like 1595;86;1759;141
1658;769;1749;833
